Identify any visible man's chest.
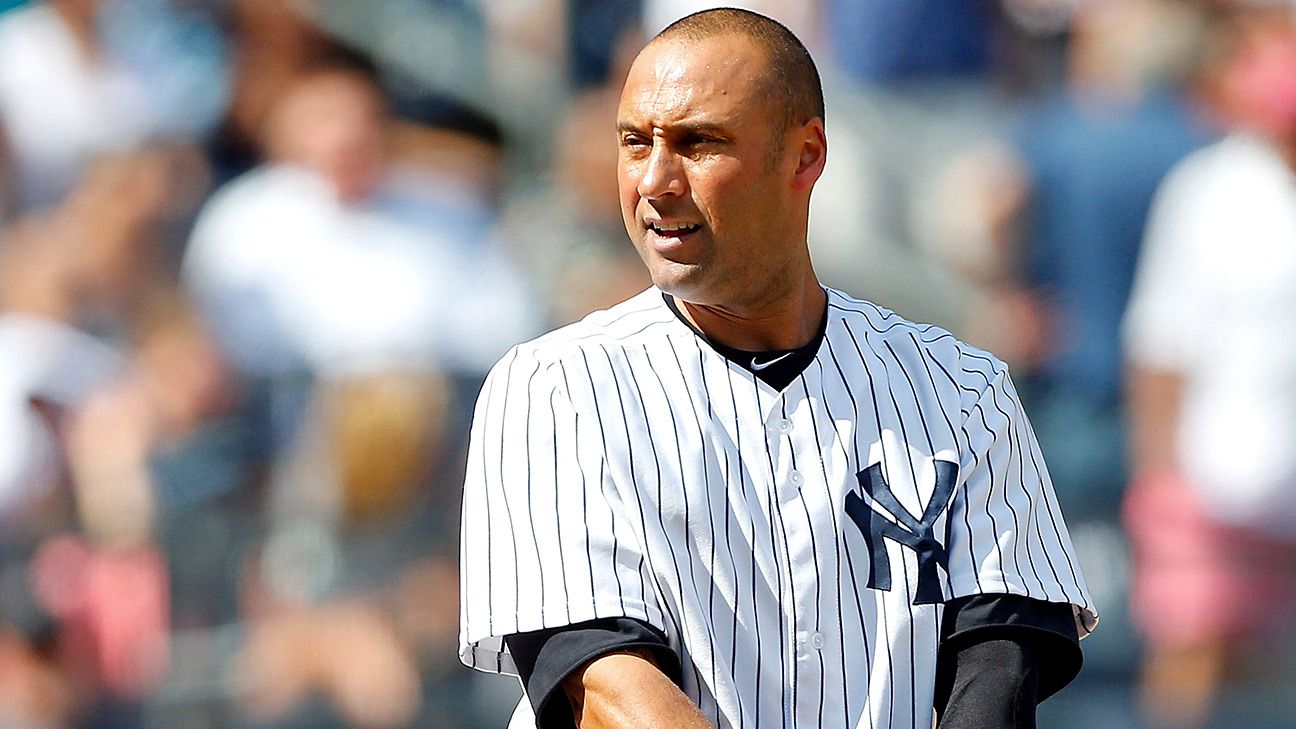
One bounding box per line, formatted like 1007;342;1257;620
570;343;967;604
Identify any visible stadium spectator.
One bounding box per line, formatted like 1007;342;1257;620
954;0;1211;518
185;63;537;381
184;58;540;729
1123;6;1296;727
0;0;225;215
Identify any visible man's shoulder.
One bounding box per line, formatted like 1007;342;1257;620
1160;134;1279;202
201;165;327;217
823;288;1008;386
825;289;968;354
494;288;678;373
184;165;331;281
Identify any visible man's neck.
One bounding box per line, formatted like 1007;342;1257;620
672;278;827;352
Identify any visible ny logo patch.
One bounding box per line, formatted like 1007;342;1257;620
844;460;959;605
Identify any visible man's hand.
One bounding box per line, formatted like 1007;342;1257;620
562;650;711;729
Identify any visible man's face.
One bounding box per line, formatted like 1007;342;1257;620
269;71;386;203
616;34;807;308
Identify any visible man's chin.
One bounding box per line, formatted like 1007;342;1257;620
649;273;719;307
646;258;696;287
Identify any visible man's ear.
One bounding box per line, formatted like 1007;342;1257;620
791;118;827;190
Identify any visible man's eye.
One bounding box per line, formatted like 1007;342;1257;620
681;135;725;152
621;135;649;148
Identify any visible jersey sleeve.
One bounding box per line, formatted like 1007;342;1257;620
942;357;1098;638
459;345;668;675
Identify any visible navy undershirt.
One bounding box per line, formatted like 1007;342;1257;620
661;292;827;391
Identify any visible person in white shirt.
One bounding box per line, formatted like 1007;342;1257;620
1122;8;1296;726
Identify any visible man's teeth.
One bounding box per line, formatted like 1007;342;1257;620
650;222;701;233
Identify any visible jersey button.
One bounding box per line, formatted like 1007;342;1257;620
776;418;793;434
810;632;825;650
789;470;803;486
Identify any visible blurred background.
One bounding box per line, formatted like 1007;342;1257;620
0;0;1294;728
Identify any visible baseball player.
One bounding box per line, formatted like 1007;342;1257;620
460;8;1097;729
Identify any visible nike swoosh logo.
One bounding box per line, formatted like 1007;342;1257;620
751;352;794;371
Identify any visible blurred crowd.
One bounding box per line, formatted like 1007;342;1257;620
0;1;1292;728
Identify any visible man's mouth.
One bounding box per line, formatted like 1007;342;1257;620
646;221;702;238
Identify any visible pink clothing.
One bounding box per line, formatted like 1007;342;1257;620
1124;472;1296;647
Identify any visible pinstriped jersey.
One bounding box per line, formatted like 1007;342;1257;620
459;286;1097;729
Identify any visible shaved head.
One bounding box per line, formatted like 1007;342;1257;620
652;7;824;133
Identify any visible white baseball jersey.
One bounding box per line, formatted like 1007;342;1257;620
460;286;1097;729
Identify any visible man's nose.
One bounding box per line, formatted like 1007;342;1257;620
637;141;686;200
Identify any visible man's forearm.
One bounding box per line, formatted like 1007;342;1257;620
564;651;711;729
1125;365;1184;475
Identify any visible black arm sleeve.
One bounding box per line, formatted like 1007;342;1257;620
503;617;680;729
934;595;1082;729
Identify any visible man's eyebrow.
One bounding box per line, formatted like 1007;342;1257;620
615;120;730;136
674;122;730;137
